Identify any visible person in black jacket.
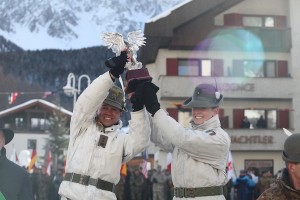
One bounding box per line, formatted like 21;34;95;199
0;126;34;200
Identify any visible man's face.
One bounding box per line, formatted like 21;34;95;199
0;131;5;149
288;162;300;185
192;107;219;125
98;103;122;127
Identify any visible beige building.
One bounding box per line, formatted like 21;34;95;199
0;99;72;168
141;0;300;176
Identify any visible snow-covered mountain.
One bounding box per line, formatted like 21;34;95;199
0;0;185;50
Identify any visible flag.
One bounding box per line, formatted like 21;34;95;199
140;150;148;178
45;146;52;176
120;163;127;177
42;91;52;98
166;152;172;173
10;147;19;164
8;92;19;104
227;151;236;182
28;148;37;172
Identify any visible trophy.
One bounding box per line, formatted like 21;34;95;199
102;30;152;94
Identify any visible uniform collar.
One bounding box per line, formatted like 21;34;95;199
191;115;221;131
96;120;123;133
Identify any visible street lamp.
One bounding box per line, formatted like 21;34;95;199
63;73;91;108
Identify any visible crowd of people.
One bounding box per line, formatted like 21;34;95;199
29;167;64;200
227;168;275;200
115;165;173;200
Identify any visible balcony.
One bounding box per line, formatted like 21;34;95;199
205;26;291;52
158;76;293;100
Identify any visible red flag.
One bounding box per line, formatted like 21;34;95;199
45;146;52;176
120;163;127;177
227;151;236;181
28;148;37;172
8;92;19;104
42;91;52;98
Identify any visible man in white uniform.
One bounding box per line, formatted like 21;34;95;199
135;82;230;199
59;51;151;200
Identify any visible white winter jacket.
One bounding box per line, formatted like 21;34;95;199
151;109;230;200
59;72;150;200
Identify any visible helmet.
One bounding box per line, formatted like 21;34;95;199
104;86;126;111
282;133;300;163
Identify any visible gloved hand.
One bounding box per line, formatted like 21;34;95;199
105;51;127;78
142;82;160;116
130;82;144;112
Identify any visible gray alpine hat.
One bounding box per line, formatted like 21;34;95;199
282;133;300;163
104;86;127;111
183;84;223;108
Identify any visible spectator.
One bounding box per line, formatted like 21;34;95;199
233;170;256;200
257;170;274;196
256;115;266;128
257;133;300;199
240;116;251;128
0;126;34;200
151;165;168;200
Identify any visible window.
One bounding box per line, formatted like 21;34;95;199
265;61;276;77
265;17;275;27
178;59;212;76
244;109;277;129
243;16;275;27
202;60;212;76
15;117;24;129
243;60;264;77
233;60;287;77
243;16;263;27
178;60;199;76
30;118;50;130
27;139;37;149
245;160;274;176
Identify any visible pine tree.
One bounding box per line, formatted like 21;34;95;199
47;108;70;171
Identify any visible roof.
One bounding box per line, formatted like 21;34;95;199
0;99;72;117
141;0;245;64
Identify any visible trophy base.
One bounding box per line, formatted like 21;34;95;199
125;68;152;94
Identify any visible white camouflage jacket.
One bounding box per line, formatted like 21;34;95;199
151;109;231;200
59;72;150;200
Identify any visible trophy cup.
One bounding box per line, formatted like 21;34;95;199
102;31;152;94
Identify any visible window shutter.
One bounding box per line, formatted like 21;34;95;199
277;60;288;77
277;110;289;129
166;108;178;121
166;58;178;76
212;59;224;77
233;109;245;128
275;16;286;28
232;60;244;77
224;13;243;26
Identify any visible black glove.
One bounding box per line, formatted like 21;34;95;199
106;51;127;78
130;82;144;112
126;79;150;94
143;82;160;116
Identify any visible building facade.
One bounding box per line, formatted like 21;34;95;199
0;99;72;168
142;0;300;175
